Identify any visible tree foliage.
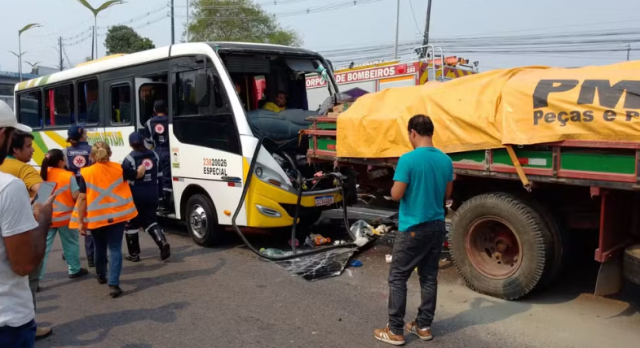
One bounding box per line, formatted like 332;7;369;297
187;0;302;46
104;25;156;55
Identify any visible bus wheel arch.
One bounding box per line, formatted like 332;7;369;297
181;185;223;247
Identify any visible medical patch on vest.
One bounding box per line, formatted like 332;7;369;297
142;158;154;170
154;124;165;134
73;155;87;168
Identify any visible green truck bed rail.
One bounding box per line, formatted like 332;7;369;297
303;117;640;191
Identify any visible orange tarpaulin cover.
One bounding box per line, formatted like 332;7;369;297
336;61;640;158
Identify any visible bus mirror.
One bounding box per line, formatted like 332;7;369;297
327;59;335;72
195;55;207;64
196;69;210;107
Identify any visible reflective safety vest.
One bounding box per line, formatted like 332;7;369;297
69;162;138;230
48;168;76;228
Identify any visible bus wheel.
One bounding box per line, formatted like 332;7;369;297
449;192;554;300
186;194;221;247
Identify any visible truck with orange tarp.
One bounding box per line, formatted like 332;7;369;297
303;60;640;300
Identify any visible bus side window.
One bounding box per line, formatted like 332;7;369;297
172;56;240;155
110;84;132;125
17;90;43;129
78;79;99;125
139;84;168;127
44;84;74;127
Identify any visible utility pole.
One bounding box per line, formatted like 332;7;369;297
186;0;190;42
420;0;433;58
59;37;64;71
393;0;400;59
171;0;176;44
627;44;631;61
91;26;95;60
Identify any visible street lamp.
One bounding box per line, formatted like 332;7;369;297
8;51;26;77
25;61;41;75
18;23;41;81
75;0;123;59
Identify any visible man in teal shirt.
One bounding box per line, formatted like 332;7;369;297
374;115;453;346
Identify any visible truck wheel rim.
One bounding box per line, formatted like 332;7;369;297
190;204;207;239
465;216;522;279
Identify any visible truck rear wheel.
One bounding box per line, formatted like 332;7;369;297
449;193;554;300
186;194;222;247
623;244;640;286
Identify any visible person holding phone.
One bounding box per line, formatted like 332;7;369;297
38;149;89;281
64;125;95;268
69;142;145;298
0;129;53;341
0;100;55;347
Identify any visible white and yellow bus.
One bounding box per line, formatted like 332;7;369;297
14;42;342;246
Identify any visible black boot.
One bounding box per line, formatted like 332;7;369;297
124;231;141;262
162;191;174;213
87;255;95;268
148;225;171;261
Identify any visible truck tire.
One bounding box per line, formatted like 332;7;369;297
449;193;554;300
521;198;565;290
623;244;640;286
185;194;222;247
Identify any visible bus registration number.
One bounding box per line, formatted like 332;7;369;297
315;195;334;206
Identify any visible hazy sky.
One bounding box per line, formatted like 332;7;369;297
1;0;638;73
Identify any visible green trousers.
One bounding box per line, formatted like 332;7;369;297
39;226;82;280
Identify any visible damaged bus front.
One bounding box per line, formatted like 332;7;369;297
178;42;344;245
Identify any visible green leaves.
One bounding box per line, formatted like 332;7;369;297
104;25;155;55
75;0;123;16
19;23;41;35
95;0;124;14
187;0;302;46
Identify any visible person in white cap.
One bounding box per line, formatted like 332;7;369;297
0;100;55;347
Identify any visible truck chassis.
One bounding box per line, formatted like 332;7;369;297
304;116;640;300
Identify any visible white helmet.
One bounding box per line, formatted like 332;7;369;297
0;100;32;133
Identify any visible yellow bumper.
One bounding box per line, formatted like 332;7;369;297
245;174;343;228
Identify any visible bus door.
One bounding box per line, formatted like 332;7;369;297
135;78;168;131
168;53;246;226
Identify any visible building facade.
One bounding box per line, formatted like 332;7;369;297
0;71;40;109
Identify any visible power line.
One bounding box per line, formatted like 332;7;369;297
96;5;169;30
175;0;312;8
181;0;389;18
408;0;423;35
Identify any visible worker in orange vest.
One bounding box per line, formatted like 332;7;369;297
38;149;89;281
69;142;145;298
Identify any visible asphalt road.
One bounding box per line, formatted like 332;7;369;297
33;211;640;348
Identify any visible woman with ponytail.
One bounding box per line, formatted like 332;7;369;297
69;142;145;298
39;149;88;281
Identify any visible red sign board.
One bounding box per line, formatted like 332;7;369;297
306;62;420;88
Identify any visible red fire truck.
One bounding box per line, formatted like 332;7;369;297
306;57;477;110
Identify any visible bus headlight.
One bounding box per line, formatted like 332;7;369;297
255;166;264;178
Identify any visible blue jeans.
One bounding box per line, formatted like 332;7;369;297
85;234;95;258
0;319;36;348
91;222;125;286
388;220;446;334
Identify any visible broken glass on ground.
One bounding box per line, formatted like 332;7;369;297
271;246;358;281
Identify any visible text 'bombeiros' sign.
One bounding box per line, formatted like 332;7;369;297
306;63;418;88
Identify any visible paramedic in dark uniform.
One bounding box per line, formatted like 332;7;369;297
63;124;95;268
123;132;171;261
143;100;171;212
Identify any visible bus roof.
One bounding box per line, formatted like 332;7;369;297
14;42;323;93
210;41;319;56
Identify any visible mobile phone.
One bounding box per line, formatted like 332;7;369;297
33;182;57;204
